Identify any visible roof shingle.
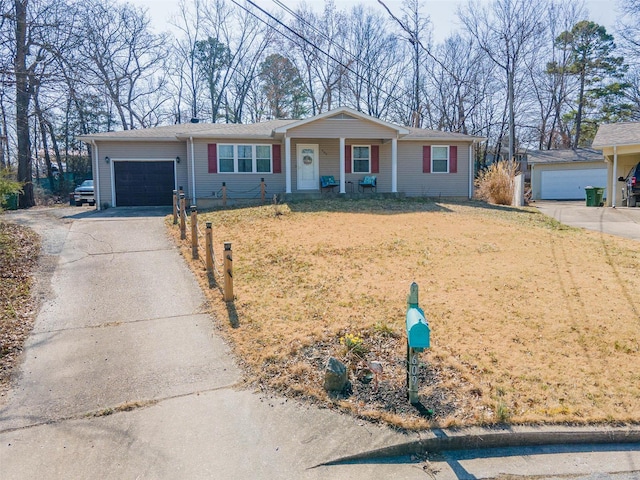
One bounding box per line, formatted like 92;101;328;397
592;122;640;147
527;148;603;164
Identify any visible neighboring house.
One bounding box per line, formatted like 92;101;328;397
78;107;483;209
528;148;606;201
593;122;640;207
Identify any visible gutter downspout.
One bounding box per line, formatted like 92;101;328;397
190;137;196;206
612;145;618;208
468;142;474;199
92;140;101;210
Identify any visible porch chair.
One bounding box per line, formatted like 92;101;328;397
358;175;377;193
320;175;340;192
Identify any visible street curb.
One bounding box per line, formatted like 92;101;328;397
315;428;640;466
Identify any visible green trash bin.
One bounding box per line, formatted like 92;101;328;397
594;187;605;207
585;186;596;207
2;192;18;210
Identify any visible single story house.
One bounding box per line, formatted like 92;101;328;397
592;122;640;207
528;148;606;201
78;107;483;209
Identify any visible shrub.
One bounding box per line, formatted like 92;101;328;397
475;160;518;205
0;169;22;211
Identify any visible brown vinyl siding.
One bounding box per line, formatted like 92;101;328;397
193;139;286;201
290;139;385;192
91;132;474;204
397;142;470;197
96;141;187;207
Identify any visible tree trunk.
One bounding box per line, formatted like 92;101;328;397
34;91;56;193
15;0;34;207
574;69;587;148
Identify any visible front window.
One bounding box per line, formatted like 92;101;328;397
237;145;253;173
219;145;234;173
256;145;271;173
217;144;272;174
432;146;449;173
353;145;370;173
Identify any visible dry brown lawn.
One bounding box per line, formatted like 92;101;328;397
168;198;640;430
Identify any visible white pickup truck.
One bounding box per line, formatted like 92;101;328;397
74;180;95;206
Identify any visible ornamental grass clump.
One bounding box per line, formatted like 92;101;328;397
475;160;518;205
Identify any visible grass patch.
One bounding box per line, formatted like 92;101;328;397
168;197;640;429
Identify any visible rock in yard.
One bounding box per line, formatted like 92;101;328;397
324;357;348;392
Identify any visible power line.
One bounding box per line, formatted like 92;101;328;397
270;0;415;112
231;0;419;121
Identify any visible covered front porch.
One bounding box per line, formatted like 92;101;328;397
593;122;640;207
273;108;408;195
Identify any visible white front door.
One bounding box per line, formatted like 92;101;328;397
297;144;319;190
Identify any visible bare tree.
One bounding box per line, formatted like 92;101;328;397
343;5;402;118
459;0;545;161
170;0;206;123
78;0;168;130
14;0;33;206
425;34;491;134
286;1;349;114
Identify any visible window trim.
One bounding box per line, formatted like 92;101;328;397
352;144;371;174
217;144;273;174
431;145;450;174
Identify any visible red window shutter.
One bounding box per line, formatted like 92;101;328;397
422;146;431;173
208;144;217;173
272;144;282;173
450;145;458;173
345;144;352;173
371;145;379;174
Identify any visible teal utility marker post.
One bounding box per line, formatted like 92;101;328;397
406;282;430;404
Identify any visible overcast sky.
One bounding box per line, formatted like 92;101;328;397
130;0;618;44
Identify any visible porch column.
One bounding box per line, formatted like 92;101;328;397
391;137;398;193
339;137;346;194
612;145;618;207
285;135;292;194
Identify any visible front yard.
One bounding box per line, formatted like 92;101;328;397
169;198;640;429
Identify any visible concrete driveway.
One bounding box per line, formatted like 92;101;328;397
534;201;640;240
0;207;424;479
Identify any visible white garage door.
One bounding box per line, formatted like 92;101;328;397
540;169;607;200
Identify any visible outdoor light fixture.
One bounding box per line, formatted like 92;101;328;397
176;156;181;163
105;156;110;163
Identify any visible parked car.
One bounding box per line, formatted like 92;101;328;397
618;162;640;207
74;180;95;206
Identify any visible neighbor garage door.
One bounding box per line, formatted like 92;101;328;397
540;169;607;200
114;161;175;206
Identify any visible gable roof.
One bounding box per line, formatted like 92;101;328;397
592;122;640;148
527;148;604;164
273;106;410;135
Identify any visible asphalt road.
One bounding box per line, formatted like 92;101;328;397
0;205;638;479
